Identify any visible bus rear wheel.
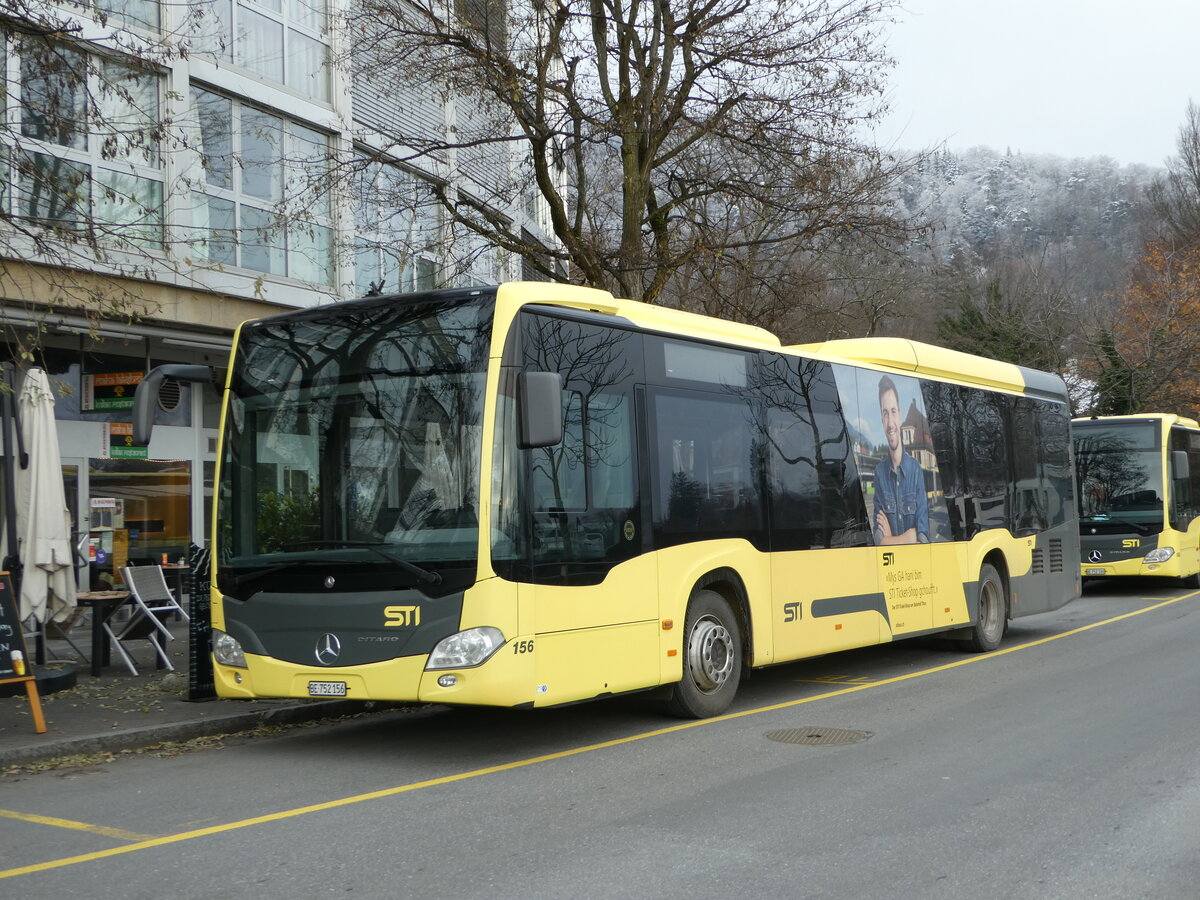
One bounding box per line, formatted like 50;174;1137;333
667;590;742;718
959;563;1007;652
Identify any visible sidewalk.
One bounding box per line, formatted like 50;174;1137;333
0;622;400;770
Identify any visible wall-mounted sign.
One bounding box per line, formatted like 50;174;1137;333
109;423;148;459
83;372;143;411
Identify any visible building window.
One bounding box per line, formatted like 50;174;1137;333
352;153;440;296
92;0;162;31
3;39;164;248
188;0;330;103
189;86;334;285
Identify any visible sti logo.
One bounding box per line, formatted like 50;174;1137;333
882;552;895;566
1122;538;1141;548
384;605;421;627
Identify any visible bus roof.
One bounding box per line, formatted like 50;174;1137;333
794;336;1067;401
495;282;782;349
493;283;1068;401
1072;413;1200;430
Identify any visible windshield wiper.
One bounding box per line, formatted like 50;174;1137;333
224;559;323;593
279;540;443;585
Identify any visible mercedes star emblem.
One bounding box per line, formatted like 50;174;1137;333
1088;550;1102;563
315;633;341;665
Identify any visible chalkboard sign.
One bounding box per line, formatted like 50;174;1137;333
0;571;30;679
0;571;47;733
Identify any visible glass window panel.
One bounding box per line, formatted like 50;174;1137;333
415;257;437;290
96;60;160;166
286;30;328;101
236;5;284;82
249;0;282;11
240;108;282;201
355;241;382;296
288;221;332;285
288;0;326;31
192;88;234;191
352;160;380;232
97;0;161;30
15;151;89;229
88;459;192;590
189;0;233;59
20;42;87;150
240;203;285;274
0;148;8;216
286;123;329;218
532;391;585;511
95;168;163;247
190;192;237;264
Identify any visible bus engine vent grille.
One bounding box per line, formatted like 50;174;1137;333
1031;549;1045;574
1049;539;1064;572
764;727;872;746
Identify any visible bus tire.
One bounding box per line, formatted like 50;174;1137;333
667;589;742;718
959;563;1007;652
1181;568;1200;590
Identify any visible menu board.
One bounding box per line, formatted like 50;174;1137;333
0;572;31;680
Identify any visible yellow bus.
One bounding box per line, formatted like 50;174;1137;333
135;283;1080;717
1073;414;1200;587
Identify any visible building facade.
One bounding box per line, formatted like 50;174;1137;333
0;0;552;591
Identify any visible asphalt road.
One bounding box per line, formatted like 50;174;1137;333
2;579;1198;899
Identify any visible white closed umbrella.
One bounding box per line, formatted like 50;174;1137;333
14;368;76;624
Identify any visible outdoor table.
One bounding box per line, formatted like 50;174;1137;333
75;590;132;677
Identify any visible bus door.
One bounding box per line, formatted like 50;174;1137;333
520;313;659;703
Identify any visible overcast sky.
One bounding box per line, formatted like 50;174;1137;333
872;0;1200;168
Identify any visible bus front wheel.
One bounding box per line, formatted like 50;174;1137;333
667;590;742;718
959;563;1007;652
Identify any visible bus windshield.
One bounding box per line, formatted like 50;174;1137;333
217;291;494;588
1073;422;1163;533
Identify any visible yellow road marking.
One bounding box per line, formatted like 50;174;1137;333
2;592;1193;880
0;809;154;843
796;675;877;685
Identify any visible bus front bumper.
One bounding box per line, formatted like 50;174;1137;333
1081;555;1183;579
213;637;537;707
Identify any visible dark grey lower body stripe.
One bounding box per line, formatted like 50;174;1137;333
811;592;890;625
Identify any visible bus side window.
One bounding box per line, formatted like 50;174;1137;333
923;381;966;541
763;355;866;549
1189;433;1200;526
651;389;762;543
962;388;1010;534
1169;429;1199;527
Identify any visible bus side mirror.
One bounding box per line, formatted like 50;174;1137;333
517;371;564;449
133;364;214;445
1173;450;1190;481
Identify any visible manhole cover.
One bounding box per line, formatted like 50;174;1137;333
764;727;872;746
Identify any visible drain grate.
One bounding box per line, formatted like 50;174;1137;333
764;727;872;746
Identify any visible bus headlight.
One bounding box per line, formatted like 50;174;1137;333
1144;547;1175;564
426;627;505;669
213;629;247;668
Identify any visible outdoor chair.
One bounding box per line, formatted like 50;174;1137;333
106;565;190;676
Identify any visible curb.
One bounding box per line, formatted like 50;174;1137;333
0;699;397;767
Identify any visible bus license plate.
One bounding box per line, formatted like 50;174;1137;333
1085;568;1106;576
308;681;347;697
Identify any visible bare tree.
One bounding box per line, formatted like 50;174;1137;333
347;0;910;308
1147;100;1200;249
